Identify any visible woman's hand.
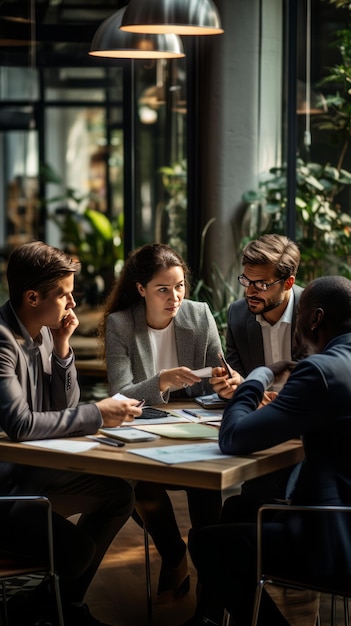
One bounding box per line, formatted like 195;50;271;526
159;367;202;392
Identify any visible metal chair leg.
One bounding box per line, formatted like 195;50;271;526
251;580;265;626
51;572;65;626
221;608;231;625
331;594;336;626
1;581;8;626
344;596;349;626
143;525;153;625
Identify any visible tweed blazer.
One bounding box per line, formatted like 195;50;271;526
225;284;304;375
105;299;223;405
0;301;102;443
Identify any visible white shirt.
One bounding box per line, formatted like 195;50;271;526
256;291;295;391
148;319;179;373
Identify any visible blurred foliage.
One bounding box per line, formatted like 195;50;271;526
190;218;238;350
158;160;187;259
40;162;124;304
241;1;351;285
242;159;351;284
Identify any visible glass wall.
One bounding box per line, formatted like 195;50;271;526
0;54;188;303
134;57;187;258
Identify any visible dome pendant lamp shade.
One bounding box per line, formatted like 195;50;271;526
121;0;224;35
89;7;185;59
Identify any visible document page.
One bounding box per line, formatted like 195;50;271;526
129;442;232;465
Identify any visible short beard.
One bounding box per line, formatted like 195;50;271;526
247;297;284;315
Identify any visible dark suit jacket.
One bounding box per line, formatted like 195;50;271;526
220;333;351;574
225;284;304;375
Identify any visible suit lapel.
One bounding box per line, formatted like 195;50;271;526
0;302;37;408
246;313;265;368
133;303;155;378
174;306;195;365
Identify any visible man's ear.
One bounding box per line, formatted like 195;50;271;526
284;275;295;290
310;307;324;331
24;290;39;307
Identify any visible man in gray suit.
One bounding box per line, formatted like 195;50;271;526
211;233;303;520
0;241;142;626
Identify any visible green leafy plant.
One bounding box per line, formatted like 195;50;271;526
242;1;351;284
40;162;124;304
242;159;351;284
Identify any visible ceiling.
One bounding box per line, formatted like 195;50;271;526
0;0;128;66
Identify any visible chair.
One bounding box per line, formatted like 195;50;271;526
132;510;152;625
251;504;351;626
0;495;64;626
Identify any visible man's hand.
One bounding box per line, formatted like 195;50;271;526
51;308;79;359
259;390;278;408
209;366;243;400
96;398;143;428
268;360;297;388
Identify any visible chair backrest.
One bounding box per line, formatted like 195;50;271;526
256;503;351;596
0;495;55;577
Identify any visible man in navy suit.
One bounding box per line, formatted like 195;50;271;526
189;275;351;625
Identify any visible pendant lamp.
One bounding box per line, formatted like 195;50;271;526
89;7;185;59
120;0;223;35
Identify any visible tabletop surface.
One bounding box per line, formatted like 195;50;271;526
0;403;304;491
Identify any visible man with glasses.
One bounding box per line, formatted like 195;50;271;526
211;234;303;523
183;234;304;626
212;233;302;401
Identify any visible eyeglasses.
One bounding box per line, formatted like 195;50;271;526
237;274;284;292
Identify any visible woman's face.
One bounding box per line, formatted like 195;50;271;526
136;265;186;329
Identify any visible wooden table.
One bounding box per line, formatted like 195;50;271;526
0;404;304;491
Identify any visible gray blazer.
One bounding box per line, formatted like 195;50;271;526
0;301;102;443
226;284;304;376
105;299;223;405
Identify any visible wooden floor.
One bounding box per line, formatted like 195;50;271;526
85;490;197;626
83;490;346;626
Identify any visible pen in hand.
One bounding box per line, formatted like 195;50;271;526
218;352;232;378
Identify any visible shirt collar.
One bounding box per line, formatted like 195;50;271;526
9;302;43;349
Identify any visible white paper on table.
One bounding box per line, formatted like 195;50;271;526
128;442;232;465
22;439;98;453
